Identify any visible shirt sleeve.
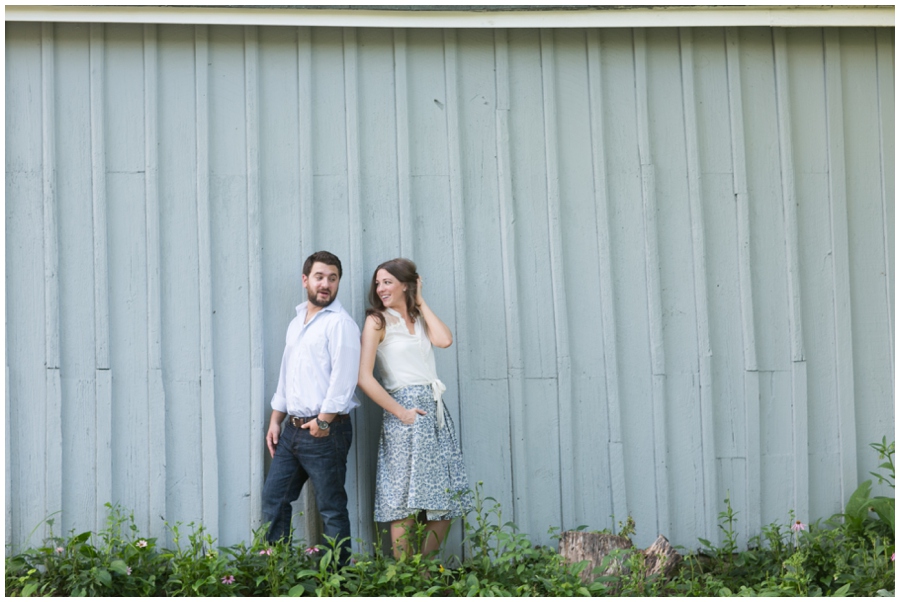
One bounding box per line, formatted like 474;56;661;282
270;329;291;413
320;315;362;415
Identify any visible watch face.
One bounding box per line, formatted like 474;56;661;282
317;419;330;430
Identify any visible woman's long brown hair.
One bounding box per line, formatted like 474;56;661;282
365;258;420;330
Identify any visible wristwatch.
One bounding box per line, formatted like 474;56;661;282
316;418;330;431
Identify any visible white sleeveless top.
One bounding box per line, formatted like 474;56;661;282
375;308;448;427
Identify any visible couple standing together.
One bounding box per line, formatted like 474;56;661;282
261;251;473;564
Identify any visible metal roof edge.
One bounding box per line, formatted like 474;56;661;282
5;4;895;28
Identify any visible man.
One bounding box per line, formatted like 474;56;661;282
262;250;361;564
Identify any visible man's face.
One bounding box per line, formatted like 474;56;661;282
302;262;341;308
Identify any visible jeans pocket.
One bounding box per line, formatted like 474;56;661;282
299;428;331;444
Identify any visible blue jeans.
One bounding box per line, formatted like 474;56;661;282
262;418;353;563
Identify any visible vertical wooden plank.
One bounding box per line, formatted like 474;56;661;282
158;24;201;538
105;21;148;531
293;29;313;543
494;28;529;529
207;26;259;542
343;27;364;321
303;24;353;545
195;24;220;540
404;30;460;522
824;28;858;500
538;28;575;529
838;28;895;474
786;28;840;519
244;25;266;534
298;26;314;252
679;27;719;541
208;24;252;545
310;27;351;259
633;27;669;537
403;25;462;547
773;31;806;366
454;28;514;526
56;22;96;535
875;29;894;392
693;27;751;543
90;24;110;371
143;23;166;537
725;29;758;374
404;29;454;358
508;28;561;540
600;26;654;542
394;28;414;259
554;28;611;532
258;23;305;546
725;26;761;539
342;26;365;550
5;366;11;548
585;28;627;528
773;28;809;521
354;27;397;553
42;22;64;531
90;23;113;532
442;27;469;553
6;22;46;550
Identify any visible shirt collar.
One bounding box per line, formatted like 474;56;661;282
296;297;344;317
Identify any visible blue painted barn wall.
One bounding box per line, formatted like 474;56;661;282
5;22;894;554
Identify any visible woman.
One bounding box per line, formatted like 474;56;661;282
358;258;473;558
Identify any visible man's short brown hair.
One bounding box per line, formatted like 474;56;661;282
302;251;343;278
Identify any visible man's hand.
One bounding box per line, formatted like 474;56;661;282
301;418;330;438
266;422;280;457
266;410;286;458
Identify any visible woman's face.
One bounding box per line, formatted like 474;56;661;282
375;268;407;311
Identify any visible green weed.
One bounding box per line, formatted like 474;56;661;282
6;441;895;597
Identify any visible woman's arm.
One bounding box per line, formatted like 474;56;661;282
416;277;453;348
358;314;426;424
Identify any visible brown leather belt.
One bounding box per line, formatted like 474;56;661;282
289;414;350;429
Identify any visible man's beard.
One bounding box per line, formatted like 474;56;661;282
308;287;335;308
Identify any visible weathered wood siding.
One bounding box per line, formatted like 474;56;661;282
6;22;894;553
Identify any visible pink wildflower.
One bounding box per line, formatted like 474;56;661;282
791;520;807;533
136;539;148;548
892;552;895;562
221;575;235;585
126;566;132;576
259;548;272;556
55;547;64;554
305;546;320;555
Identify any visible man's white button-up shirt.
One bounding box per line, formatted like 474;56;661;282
270;298;361;417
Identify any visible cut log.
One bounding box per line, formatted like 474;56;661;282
558;531;683;584
557;531;634;583
642;534;682;578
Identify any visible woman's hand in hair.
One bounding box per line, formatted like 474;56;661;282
415;276;424;308
416;277;453;348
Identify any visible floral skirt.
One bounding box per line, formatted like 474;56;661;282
374;385;473;522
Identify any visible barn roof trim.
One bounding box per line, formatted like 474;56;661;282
5;4;894;28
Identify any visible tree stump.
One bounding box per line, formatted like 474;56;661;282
557;531;634;583
558;531;683;584
642;534;682;578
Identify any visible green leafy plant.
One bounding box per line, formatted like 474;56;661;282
843;439;895;536
6;441;895;597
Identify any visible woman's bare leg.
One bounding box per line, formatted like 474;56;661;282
390;517;417;559
421;519;451;557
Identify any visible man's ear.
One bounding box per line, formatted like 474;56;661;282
301;274;309;289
